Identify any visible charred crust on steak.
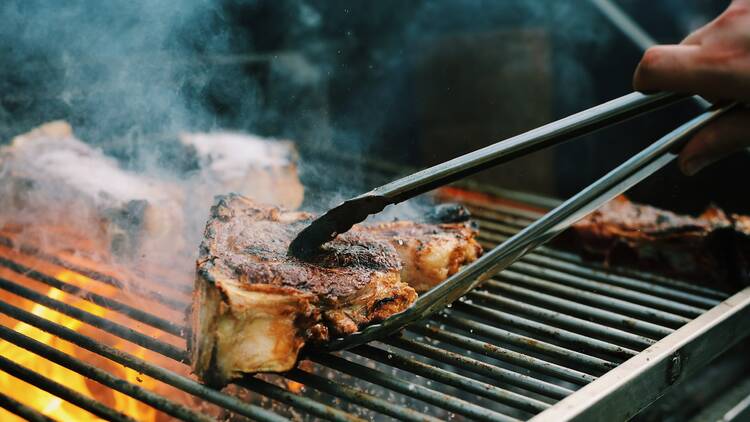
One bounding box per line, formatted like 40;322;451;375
190;194;481;385
202;193;405;299
425;203;472;224
190;194;418;385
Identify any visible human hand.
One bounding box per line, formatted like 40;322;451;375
633;0;750;175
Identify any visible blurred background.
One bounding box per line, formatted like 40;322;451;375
0;0;743;213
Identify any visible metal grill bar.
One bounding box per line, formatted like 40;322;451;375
378;336;574;399
454;300;640;357
495;272;690;328
0;354;135;422
236;377;364;422
409;324;597;384
0;186;743;421
474;229;719;313
509;261;705;317
465;290;654;349
0;325;208;422
0;255;183;337
306;353;518;422
486;279;674;338
518;254;719;309
0;235;189;311
434;314;617;373
476;231;725;310
476;234;716;316
0;277;187;362
285;368;446;422
0;391;56;422
348;344;553;411
533;244;728;301
0;301;289;422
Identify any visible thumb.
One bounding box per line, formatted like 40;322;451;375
634;45;705;93
679;108;750;175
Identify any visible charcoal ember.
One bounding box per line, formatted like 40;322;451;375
0;121;185;260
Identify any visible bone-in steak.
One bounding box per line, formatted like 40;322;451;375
189;194;481;386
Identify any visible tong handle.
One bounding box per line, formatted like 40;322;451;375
319;103;737;352
290;91;686;258
376;91;684;202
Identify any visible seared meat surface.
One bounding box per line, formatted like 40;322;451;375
560;195;749;288
357;221;482;291
190;194;481;385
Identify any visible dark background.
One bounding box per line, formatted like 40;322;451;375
0;0;743;213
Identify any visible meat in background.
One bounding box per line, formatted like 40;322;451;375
0;121;307;296
179;131;304;247
557;195;749;291
0;121;185;263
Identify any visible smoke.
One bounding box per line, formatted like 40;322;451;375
0;0;237;173
0;1;624;193
0;0;688;222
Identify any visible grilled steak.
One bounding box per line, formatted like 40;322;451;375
357;221;482;291
560;195;749;288
0;121;184;259
190;194;481;385
180;131;304;209
180;131;306;253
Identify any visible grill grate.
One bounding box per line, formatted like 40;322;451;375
0;189;743;422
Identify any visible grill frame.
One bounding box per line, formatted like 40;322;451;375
0;183;747;422
532;287;750;421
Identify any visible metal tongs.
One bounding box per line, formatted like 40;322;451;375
289;91;684;258
292;92;737;351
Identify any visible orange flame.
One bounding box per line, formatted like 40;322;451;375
0;270;158;421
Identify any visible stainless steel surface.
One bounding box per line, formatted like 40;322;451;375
317;104;732;352
723;396;750;422
531;287;750;422
289;91;686;258
0;183;743;421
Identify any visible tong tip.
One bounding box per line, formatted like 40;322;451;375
288;193;390;260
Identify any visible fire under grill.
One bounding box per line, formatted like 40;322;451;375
1;185;749;422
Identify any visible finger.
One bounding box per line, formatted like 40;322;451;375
633;45;705;93
682;22;712;45
679;108;750;175
633;44;745;99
